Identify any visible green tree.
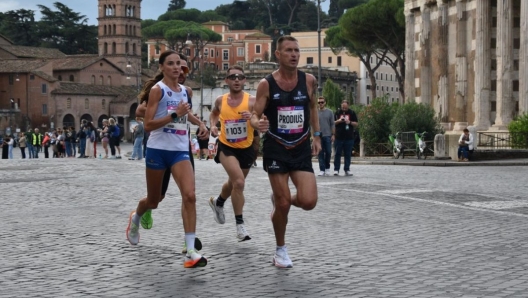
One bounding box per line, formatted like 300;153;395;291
357;98;397;146
508;113;528;148
325;25;387;100
201;64;218;87
158;8;202;22
322;78;344;111
338;0;367;10
168;0;186;11
389;101;442;137
0;9;39;46
339;0;405;99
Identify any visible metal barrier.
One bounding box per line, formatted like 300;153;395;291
477;132;528;149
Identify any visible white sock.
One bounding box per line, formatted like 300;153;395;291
185;233;196;252
132;213;141;226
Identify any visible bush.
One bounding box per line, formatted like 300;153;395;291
389;100;442;140
508;113;528;148
322;78;345;111
357;98;398;145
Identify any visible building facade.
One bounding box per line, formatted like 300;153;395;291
0;0;145;139
405;0;528;131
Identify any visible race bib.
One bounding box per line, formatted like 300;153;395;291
224;119;248;143
164;107;187;135
277;106;304;134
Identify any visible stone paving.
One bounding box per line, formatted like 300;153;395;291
1;143;528;297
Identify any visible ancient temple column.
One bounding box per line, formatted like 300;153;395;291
437;1;449;123
404;9;415;103
419;5;431;105
520;0;528;115
453;0;468;131
493;0;514;130
473;0;492;130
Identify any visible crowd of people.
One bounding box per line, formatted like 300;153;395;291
1;118;125;160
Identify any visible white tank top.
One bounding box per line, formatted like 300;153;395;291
147;81;189;151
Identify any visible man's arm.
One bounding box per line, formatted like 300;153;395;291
307;74;320;134
250;79;270;132
209;95;222;137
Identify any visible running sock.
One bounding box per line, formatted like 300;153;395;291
235;214;244;225
216;195;226;207
132;213;141;226
185;233;196;252
276;245;286;251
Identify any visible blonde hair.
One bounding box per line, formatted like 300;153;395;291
109;118;116;125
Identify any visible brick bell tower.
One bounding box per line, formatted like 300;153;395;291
98;0;142;83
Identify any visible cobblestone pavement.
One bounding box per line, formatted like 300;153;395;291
2;143;528;297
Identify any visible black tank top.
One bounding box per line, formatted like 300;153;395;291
264;70;311;148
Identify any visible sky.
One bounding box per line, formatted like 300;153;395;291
0;0;331;25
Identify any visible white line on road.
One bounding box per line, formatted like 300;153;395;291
318;185;528;219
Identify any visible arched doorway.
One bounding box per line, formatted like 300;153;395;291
98;114;109;129
129;103;138;119
80;114;93;125
63;114;75;129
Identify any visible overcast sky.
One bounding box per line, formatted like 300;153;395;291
1;0;331;25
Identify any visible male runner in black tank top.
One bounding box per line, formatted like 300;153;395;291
250;35;321;268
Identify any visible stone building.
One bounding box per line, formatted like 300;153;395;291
404;0;527;132
0;0;146;139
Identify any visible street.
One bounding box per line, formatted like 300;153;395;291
1;146;528;297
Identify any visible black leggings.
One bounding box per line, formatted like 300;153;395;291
109;137;116;156
161;143;194;196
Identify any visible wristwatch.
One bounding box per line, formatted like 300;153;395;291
313;131;322;137
171;112;178;120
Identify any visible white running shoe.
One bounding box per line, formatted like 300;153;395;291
345;171;353;176
208;197;225;224
324;169;331;176
236;224;251;241
317;171;325;176
334;171;339;176
272;246;293;268
126;211;140;245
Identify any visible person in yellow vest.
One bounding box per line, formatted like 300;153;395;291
32;128;43;158
208;65;256;242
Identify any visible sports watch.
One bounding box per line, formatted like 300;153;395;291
313;131;322;137
171;112;178;120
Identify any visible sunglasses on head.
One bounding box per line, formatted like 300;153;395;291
226;74;246;81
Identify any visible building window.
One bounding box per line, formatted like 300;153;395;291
391;87;394;92
42;104;47;115
491;101;496;112
370;57;373;64
513;80;519;92
69;75;74;82
102;99;106;109
184;48;190;56
396;87;399;92
58;75;62;81
210;48;214;57
237;47;244;57
91;75;96;85
381;86;384;91
41;84;47;94
100;75;104;85
227;37;233;42
514;38;520;49
491;80;497;91
67;98;71;109
255;45;261;54
107;76;112;85
385;74;388;80
328;57;332;63
376;85;379;91
112;42;116;54
104;42;108;54
337;56;342;66
155;47;160;55
376;72;378;79
85;98;89;109
223;49;229;60
223;63;229;70
307;57;314;64
30;75;35;80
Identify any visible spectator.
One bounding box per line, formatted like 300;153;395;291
333;100;358;176
457;128;473;162
196;120;210;160
316;96;335;176
130;117;144;160
18;132;27;159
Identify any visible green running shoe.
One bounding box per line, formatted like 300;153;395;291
181;237;203;254
140;209;153;229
